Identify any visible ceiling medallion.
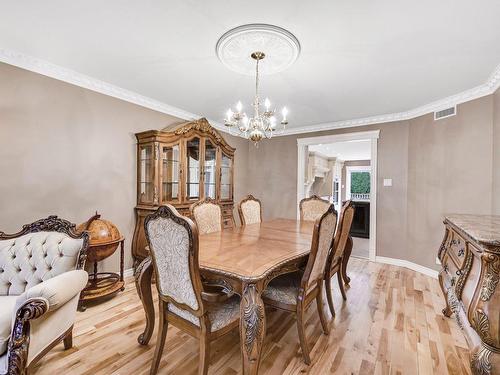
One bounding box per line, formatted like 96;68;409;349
216;24;301;76
218;24;299;145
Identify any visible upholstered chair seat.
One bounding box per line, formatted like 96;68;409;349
262;205;337;365
262;272;301;305
0;217;88;375
168;294;240;331
299;195;331;222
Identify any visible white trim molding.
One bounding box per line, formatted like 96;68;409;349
297;130;379;261
1;47;499;137
0;48;229;132
282;63;500;136
375;256;439;279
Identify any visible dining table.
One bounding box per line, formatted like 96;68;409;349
134;218;353;375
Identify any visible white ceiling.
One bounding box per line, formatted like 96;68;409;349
310;140;371;161
1;1;499;131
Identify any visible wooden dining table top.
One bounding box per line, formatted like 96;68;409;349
198;218;315;280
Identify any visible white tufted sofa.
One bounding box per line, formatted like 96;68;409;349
0;216;89;375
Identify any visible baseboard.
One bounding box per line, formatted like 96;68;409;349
124;268;134;278
375;256;439;279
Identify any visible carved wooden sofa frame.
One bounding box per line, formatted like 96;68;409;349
0;216;88;375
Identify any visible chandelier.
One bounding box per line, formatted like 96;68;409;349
224;51;288;145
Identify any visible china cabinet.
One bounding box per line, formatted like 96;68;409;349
132;118;236;268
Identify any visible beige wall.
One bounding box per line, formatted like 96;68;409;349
341;160;371;202
247;121;412;264
0;63;249;272
494;89;500;214
406;98;494;267
246;95;495;269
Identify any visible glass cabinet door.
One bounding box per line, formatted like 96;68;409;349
220;152;233;201
185;137;201;201
203;139;217;199
138;143;155;204
160;143;180;203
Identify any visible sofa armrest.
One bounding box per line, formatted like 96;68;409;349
14;270;88;312
7;297;49;374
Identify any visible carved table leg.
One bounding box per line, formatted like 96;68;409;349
135;256;155;345
471;342;499;375
438;270;452;317
341;236;353;285
240;283;266;375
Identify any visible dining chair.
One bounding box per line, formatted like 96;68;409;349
190;197;223;235
262;204;338;364
324;200;355;317
238;194;262;225
144;205;240;375
299;195;331;221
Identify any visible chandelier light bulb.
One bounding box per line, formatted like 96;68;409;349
282;107;288;120
264;98;271;111
236;101;243;112
226;109;233;121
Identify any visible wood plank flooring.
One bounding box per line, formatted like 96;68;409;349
34;258;471;374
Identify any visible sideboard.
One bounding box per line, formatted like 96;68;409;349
438;214;500;375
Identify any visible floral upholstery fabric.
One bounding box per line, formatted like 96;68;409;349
301;199;330;221
240;200;261;225
147;217;199;310
192;203;222;235
263;272;302;305
0;232;84;296
308;211;337;283
168;295;240;331
332;204;355;263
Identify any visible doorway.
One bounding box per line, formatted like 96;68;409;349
297;130;379;261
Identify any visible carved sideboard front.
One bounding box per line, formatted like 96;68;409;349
438;214;500;375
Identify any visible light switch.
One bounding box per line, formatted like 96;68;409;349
383;178;392;187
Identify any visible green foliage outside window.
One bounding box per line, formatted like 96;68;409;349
350;172;370;193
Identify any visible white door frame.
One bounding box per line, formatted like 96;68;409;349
345;165;372;200
297;130;379;261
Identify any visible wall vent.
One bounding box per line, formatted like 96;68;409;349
434;106;456;120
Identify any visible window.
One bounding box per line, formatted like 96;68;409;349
346;166;371;201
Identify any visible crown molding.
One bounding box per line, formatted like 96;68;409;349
1;48;498;138
0;48;229;133
281;63;500;136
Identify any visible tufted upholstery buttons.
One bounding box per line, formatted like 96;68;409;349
0;231;84;295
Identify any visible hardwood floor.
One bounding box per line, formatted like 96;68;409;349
35;258;471;374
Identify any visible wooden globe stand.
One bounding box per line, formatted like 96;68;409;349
79;237;125;311
77;213;126;311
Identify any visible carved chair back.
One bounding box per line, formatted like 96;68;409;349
145;205;205;319
190;198;223;235
238;195;262;225
0;216;88;296
299;195;331;222
301;205;338;292
331;200;355;264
